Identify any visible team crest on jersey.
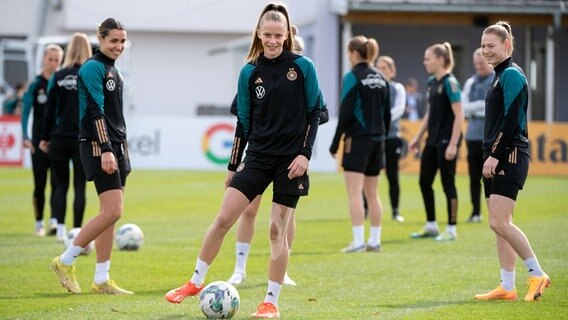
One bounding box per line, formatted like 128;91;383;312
106;79;116;91
37;90;47;104
437;84;443;94
255;86;265;99
237;162;245;172
287;68;297;81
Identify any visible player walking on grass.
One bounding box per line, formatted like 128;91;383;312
21;44;62;237
329;35;391;253
50;18;133;295
39;33;92;242
409;42;463;242
474;21;550;302
165;3;323;318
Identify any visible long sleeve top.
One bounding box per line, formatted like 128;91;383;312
78;50;127;153
484;57;529;158
330;62;391;153
228;50;322;171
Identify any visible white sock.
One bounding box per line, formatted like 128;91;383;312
264;280;282;306
190;258;209;286
352;225;364;246
49;218;57;226
523;257;544;277
500;268;516;291
94;260;111;285
36;220;44;229
426;221;438;230
446;225;457;235
368;226;381;246
60;245;84;265
234;242;250;273
56;224;66;238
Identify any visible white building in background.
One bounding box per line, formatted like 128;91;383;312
0;0;341;118
0;0;341;171
4;1;563;171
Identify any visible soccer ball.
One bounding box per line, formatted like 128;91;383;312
199;281;240;319
115;223;144;251
64;228;94;255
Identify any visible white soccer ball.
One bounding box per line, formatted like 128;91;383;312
199;281;240;319
64;227;94;255
115;223;144;251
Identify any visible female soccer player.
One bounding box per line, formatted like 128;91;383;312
376;56;406;223
474;21;550;302
165;3;323;318
40;33;92;242
21;44;62;236
50;18;133;295
409;42;463;241
226;25;312;287
330;35;390;253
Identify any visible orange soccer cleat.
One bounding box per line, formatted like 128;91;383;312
164;281;203;304
251;302;280;319
474;285;517;301
524;273;551;302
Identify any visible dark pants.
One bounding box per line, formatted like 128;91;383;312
385;138;402;215
419;144;458;225
50;138;87;228
466;140;483;216
30;140;56;222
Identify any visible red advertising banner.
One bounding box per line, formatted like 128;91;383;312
0;115;23;166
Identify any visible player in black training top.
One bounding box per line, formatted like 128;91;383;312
21;44;63;237
50;18;133;296
474;21;550;303
330;35;390;254
166;4;323;318
40;33;92;241
409;42;463;242
226;25;326;287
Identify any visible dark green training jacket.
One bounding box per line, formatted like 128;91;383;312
78;50;126;153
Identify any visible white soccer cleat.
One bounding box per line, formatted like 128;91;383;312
227;272;245;285
36;226;46;237
340;242;365;253
283;272;296;286
392;214;405;223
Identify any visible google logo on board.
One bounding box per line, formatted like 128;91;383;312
202;123;235;165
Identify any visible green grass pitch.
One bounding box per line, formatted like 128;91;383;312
0;168;566;319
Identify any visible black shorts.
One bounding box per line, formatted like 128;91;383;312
229;153;309;203
80;140;131;194
342;137;384;176
483;147;529;201
49;137;79;162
